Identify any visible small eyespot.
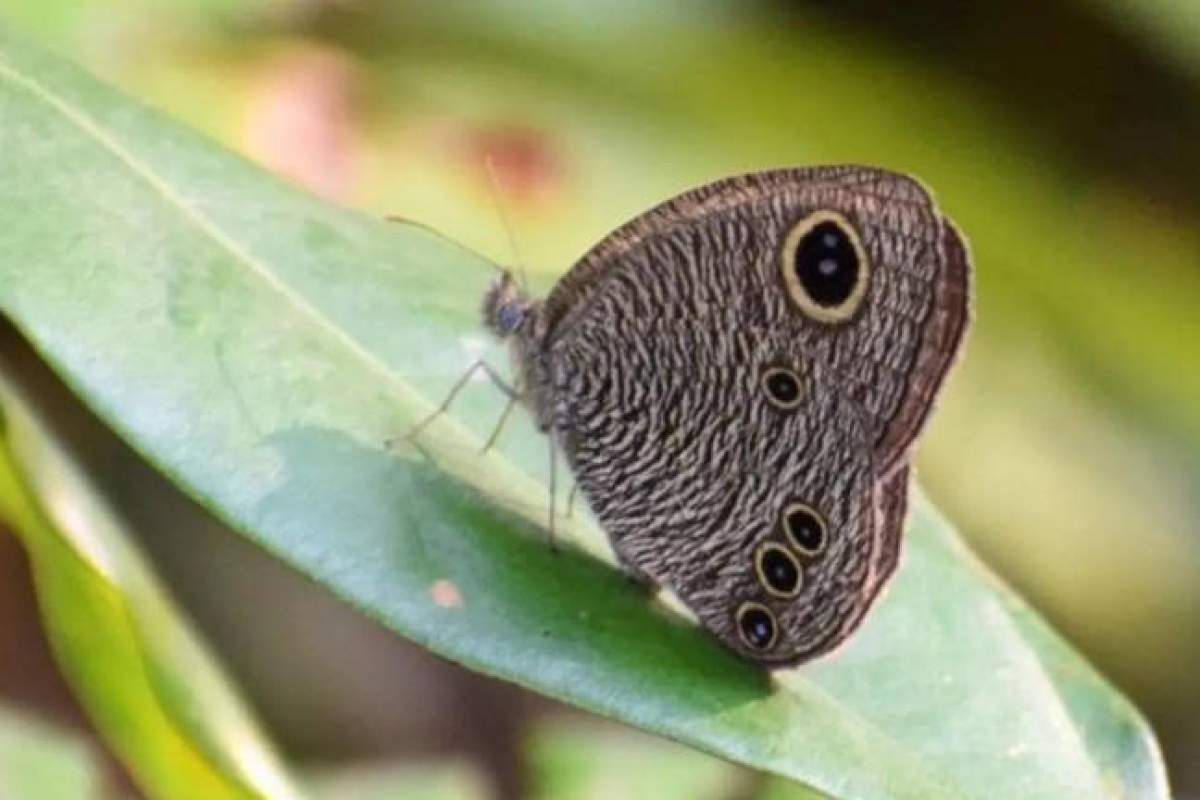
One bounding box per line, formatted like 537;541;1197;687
755;542;802;597
780;211;870;323
736;602;778;651
761;366;803;410
782;502;828;555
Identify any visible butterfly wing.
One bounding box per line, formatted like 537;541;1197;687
539;166;970;474
527;166;966;665
549;313;883;665
865;463;911;609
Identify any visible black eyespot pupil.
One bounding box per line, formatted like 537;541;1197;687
786;508;825;552
765;371;800;405
739;606;775;650
795;220;859;307
761;548;799;593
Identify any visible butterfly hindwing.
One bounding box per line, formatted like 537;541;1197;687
550;310;880;664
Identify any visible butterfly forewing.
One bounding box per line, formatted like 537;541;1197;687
541;167;969;472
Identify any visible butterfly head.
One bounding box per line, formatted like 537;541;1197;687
481;271;533;339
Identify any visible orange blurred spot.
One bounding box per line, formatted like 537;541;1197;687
430;579;462;608
243;46;358;200
463;125;563;207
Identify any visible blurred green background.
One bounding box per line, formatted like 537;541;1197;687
0;0;1198;797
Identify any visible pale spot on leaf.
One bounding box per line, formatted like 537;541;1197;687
431;579;462;608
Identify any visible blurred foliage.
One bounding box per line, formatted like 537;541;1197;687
308;720;830;800
1082;0;1200;82
309;760;489;800
0;0;1198;795
526;718;871;800
0;374;301;799
525;720;759;800
0;704;97;799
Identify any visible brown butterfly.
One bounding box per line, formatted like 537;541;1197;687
478;165;971;666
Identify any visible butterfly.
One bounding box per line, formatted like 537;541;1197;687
476;165;971;666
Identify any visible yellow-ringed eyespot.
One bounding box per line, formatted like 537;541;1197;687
754;542;803;597
781;502;828;555
761;366;804;410
780;210;870;323
735;602;778;651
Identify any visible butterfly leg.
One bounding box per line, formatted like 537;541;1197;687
479;364;523;454
398;359;515;447
397;361;484;446
546;436;559;553
480;397;516;452
564;480;580;519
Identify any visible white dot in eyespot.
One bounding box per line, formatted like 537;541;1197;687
819;258;839;276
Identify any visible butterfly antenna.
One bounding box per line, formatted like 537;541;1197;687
384;214;506;277
483;154;530;294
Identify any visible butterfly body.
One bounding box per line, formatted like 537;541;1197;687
482;166;971;666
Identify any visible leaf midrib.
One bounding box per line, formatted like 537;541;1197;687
0;56;426;421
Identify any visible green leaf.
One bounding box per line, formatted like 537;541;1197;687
0;376;301;799
0;23;1168;800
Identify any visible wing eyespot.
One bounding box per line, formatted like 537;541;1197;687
735;602;778;651
780;210;870;323
754;542;803;598
761;366;804;410
782;502;828;556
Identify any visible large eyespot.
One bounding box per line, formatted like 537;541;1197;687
755;542;803;597
780;210;869;323
735;602;778;651
782;502;828;555
761;366;804;410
